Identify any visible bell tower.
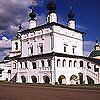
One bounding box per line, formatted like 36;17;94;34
67;7;76;29
47;1;57;23
29;5;37;29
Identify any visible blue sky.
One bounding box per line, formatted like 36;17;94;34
0;0;99;59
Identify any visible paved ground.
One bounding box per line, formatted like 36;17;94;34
0;84;100;100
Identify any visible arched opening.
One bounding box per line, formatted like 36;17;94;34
78;73;83;84
80;61;83;67
32;62;36;69
57;59;60;67
31;76;37;83
87;76;94;85
69;60;72;67
74;61;77;67
41;60;44;67
21;76;26;83
58;75;66;85
47;59;51;67
15;42;18;50
63;59;66;67
43;75;50;84
70;75;78;84
10;73;17;83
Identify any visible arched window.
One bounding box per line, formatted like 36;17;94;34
43;75;50;84
41;60;44;67
31;76;37;83
63;59;66;67
32;62;36;69
15;42;18;50
87;62;91;69
57;59;60;67
47;59;51;67
30;46;33;54
20;62;22;69
21;76;26;83
94;65;99;72
69;60;72;67
80;61;83;67
25;62;28;69
74;61;77;67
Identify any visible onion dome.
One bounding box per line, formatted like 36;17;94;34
68;7;75;20
89;41;100;58
89;50;100;58
29;10;36;20
29;4;36;20
47;1;56;13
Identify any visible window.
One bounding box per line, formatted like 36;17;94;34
39;43;43;53
47;59;51;67
32;62;36;69
80;61;83;67
64;44;68;52
74;61;77;67
87;62;91;69
0;70;2;74
15;42;18;50
64;46;66;52
13;63;16;69
94;65;99;72
72;46;76;54
8;70;11;74
20;62;22;69
73;47;75;54
41;60;44;67
57;59;60;67
69;60;72;67
63;59;66;67
30;46;33;54
0;70;2;77
25;62;28;69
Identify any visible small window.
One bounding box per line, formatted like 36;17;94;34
73;47;75;54
80;61;83;67
0;70;2;74
94;65;99;72
41;60;44;67
39;43;43;53
32;62;36;69
30;46;33;54
15;42;18;50
20;62;22;69
8;70;11;74
87;62;91;69
47;59;51;67
74;61;77;67
57;59;60;67
69;60;72;67
63;59;66;67
13;63;16;69
64;46;66;52
25;62;28;69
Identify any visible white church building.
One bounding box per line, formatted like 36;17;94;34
0;2;100;85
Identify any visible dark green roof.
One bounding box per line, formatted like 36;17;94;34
89;50;100;57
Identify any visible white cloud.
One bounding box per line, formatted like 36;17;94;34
0;0;38;34
0;40;11;48
0;39;11;60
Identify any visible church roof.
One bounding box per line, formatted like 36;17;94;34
89;50;100;57
19;22;85;35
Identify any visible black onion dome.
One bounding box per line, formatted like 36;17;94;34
68;7;75;20
47;1;56;13
29;11;36;20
